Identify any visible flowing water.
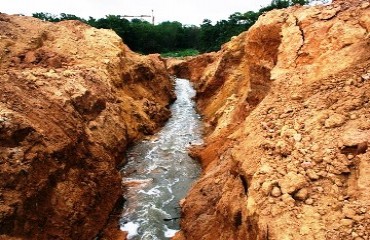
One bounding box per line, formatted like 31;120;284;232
120;78;203;240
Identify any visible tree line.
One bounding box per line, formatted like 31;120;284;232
33;0;328;56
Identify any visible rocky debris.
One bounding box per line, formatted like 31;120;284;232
294;188;309;201
306;169;320;180
324;113;346;128
0;14;174;239
169;0;370;239
271;186;282;197
279;172;307;195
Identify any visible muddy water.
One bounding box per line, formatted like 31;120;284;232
120;78;203;240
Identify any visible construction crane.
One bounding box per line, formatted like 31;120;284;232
122;10;154;24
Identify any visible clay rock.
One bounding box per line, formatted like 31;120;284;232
340;219;354;227
280;126;298;138
271;186;282;197
169;0;370;240
340;129;369;155
0;13;174;240
306;169;320;181
275;140;293;156
362;73;370;81
262;181;275;195
294;188;309;201
282;193;295;206
324;113;346;128
343;206;357;219
279;172;307;194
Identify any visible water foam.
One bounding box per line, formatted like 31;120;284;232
121;222;140;239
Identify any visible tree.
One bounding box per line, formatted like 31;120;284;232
32;12;60;22
31;0;319;55
59;13;83;21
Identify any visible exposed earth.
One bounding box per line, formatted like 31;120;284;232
1;0;370;239
0;14;174;239
169;0;370;239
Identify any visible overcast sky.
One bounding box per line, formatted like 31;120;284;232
0;0;273;25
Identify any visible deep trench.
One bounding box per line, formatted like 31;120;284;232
119;78;203;239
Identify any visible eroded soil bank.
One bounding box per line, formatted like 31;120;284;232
0;14;175;239
169;0;370;239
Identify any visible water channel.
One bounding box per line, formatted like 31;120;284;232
120;78;203;240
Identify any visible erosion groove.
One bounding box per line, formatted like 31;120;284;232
0;14;175;239
169;0;370;239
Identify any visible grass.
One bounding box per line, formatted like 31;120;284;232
160;49;200;58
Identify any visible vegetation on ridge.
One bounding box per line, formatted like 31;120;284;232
33;0;328;56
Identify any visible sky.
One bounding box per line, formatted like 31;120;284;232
0;0;273;25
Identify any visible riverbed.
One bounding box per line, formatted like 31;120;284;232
120;78;203;240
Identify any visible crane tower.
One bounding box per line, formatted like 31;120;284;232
122;10;154;24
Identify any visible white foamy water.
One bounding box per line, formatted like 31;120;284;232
120;78;203;239
121;222;140;239
164;226;178;238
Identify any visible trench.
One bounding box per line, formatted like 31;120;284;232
120;78;203;239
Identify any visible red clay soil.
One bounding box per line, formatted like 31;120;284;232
169;0;370;239
0;14;175;239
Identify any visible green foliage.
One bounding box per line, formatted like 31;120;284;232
259;0;310;13
32;0;322;55
160;49;200;58
32;12;60;22
32;12;84;22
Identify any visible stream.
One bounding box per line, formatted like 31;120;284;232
120;78;203;240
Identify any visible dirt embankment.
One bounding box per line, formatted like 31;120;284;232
0;14;175;239
169;1;370;239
